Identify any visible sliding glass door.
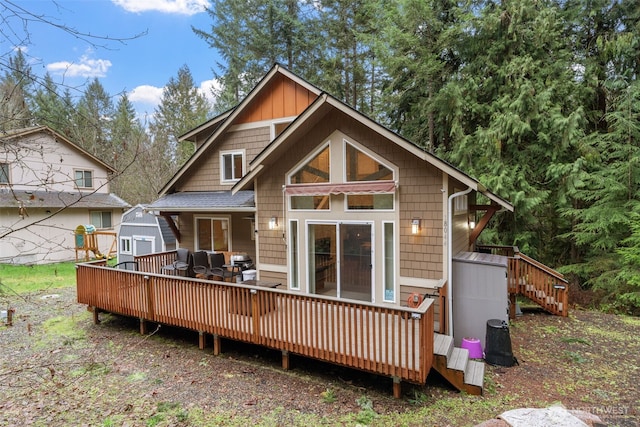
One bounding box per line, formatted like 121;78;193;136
308;222;372;302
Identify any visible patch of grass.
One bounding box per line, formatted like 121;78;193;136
40;315;87;347
0;262;76;294
320;388;336;403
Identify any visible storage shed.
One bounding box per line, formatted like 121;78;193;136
117;205;177;264
452;251;509;348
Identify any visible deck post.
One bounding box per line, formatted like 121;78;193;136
392;376;401;399
212;334;221;355
198;331;206;350
509;293;517;320
140;318;147;335
92;307;100;324
282;350;290;370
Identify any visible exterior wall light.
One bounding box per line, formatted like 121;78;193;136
411;218;421;235
469;220;476;230
269;216;278;230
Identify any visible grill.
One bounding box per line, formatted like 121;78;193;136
231;254;254;270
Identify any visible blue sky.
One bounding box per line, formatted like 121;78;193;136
6;0;221;120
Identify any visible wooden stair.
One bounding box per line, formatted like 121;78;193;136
432;333;484;395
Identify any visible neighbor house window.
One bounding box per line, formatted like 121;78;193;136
75;170;93;189
0;163;9;184
91;211;112;229
196;217;230;251
221;150;244;183
120;237;132;255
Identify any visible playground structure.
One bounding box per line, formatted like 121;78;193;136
75;225;117;262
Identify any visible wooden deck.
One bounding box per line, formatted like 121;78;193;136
76;260;434;398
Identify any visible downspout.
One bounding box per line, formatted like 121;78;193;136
447;186;473;337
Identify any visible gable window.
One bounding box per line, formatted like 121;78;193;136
0;163;9;184
196;217;230;251
273;120;292;139
345;143;393;182
290;145;330;184
75;170;93;189
221;150;245;183
91;211;112;229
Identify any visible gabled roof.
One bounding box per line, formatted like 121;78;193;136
233;91;514;212
178;109;234;143
2;125;116;173
157;64;322;196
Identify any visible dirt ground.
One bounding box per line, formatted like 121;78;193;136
0;286;638;426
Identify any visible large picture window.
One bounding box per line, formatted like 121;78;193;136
290;145;329;184
196;217;230;251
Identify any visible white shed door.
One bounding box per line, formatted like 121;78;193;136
133;236;156;256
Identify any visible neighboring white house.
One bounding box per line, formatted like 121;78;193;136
0;126;130;264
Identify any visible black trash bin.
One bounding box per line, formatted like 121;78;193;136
484;319;517;367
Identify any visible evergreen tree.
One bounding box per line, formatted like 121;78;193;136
31;73;74;133
447;0;584;259
148;65;210;175
0;49;33;130
70;78;114;161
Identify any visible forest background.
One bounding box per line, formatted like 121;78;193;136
1;0;639;314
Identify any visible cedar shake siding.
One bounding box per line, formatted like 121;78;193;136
254;108;445;283
179;127;271;192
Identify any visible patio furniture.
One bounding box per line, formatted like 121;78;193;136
191;251;210;277
161;248;190;275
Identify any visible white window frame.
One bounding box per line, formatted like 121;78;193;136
288;219;300;290
220;150;246;184
271;119;294;140
120;237;132;255
382;221;396;303
194;216;231;252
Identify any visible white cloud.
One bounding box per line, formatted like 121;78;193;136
198;78;220;105
129;85;164;105
47;53;112;78
112;0;210;15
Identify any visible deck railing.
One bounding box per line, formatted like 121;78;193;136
76;259;434;393
478;245;569;317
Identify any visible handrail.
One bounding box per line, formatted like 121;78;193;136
76;262;434;385
515;252;568;284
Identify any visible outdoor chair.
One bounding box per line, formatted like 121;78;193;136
161;248;190;275
191;250;210;277
208;252;232;281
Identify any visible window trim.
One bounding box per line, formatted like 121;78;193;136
288;219;300;290
194;215;232;252
90;210;112;229
220;150;246;184
120;237;132;255
75;169;94;189
342;139;395;183
0;162;10;185
382;221;396;303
